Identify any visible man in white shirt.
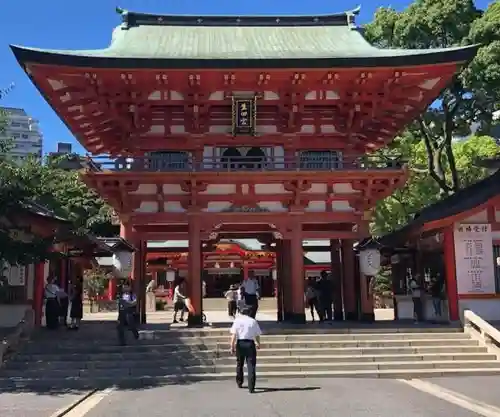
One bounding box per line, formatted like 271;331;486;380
240;276;260;318
230;306;262;393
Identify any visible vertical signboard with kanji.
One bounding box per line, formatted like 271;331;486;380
231;97;256;135
454;223;496;295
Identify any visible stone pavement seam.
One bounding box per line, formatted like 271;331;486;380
62;388;115;417
48;389;98;417
399;378;500;417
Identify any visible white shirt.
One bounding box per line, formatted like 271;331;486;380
410;280;421;298
225;289;238;301
241;279;259;295
44;283;60;299
230;315;262;340
173;285;185;303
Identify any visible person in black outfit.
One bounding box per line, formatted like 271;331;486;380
117;282;140;345
318;271;333;321
230;306;262;393
69;278;83;330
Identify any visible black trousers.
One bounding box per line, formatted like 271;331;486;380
236;340;257;392
319;297;333;321
45;298;59;329
244;294;258;318
413;297;424;321
228;300;237;317
117;309;139;345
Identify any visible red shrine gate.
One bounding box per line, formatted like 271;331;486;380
11;7;478;324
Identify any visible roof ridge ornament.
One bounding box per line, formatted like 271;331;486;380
346;5;361;29
116;6;130;29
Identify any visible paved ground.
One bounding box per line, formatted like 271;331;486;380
5;377;500;417
0;391;90;417
79;378;495;417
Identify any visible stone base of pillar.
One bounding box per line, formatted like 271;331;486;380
345;311;358;321
140;312;147;325
360;312;375;322
288;313;306;324
283;311;294;321
333;310;344;321
187;313;204;327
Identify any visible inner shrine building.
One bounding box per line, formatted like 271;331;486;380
11;7;478;324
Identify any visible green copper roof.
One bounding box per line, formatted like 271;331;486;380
10;8;479;69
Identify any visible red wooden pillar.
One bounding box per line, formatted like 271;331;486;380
341;239;357;320
330;239;343;320
243;262;249;280
33;262;45;326
290;222;305;323
59;258;67;292
443;226;459;321
275;241;284;322
108;277;117;301
281;240;293;320
187;215;203;326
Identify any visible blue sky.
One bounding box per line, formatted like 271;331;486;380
0;0;490;155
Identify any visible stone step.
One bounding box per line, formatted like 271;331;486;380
140;332;470;342
3;360;500;379
46;326;462;339
4;352;497;371
13;345;488;362
3;367;500;390
20;338;479;354
24;332;472;350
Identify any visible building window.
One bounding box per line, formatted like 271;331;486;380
148;151;189;171
221;148;243;170
300;151;343;170
11;133;20;138
245;147;266;169
10;122;20;127
21;134;29;139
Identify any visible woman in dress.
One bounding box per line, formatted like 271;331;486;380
69;278;83;330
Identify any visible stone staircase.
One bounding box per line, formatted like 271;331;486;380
1;324;500;389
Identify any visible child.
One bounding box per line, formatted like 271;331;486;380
224;284;238;318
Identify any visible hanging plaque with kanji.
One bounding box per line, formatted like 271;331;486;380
232;97;256;135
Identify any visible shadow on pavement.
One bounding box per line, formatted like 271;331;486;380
254;386;321;394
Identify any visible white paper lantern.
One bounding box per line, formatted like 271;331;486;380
112;251;133;278
359;249;381;276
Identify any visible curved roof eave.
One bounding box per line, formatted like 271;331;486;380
10;44;480;71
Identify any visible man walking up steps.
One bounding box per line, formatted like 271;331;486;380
229;306;262;393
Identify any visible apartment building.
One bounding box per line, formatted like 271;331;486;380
0;107;43;163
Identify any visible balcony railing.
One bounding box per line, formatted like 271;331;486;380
87;155;406;173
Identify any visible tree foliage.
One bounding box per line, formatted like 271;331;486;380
0;139;116;265
365;0;499;194
372;135;498;236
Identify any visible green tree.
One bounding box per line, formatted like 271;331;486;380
15;155;117;236
365;0;499;194
372;135;498;235
83;267;108;311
